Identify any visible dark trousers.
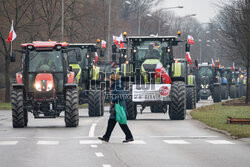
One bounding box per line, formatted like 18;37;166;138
103;119;133;140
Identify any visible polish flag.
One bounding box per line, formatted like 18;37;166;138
94;52;98;64
113;34;124;48
101;40;106;48
232;62;235;70
186;52;192;64
154;63;172;84
187;35;195;45
212;58;215;68
6;20;17;43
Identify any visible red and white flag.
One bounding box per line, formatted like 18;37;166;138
232;62;235;70
113;34;124;48
154;63;172;84
187;35;195;45
212;58;215;68
186;52;192;64
94;52;98;64
101;40;106;48
6;20;17;43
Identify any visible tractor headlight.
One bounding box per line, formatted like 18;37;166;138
47;83;53;91
206;84;209;88
35;83;41;91
201;85;204;88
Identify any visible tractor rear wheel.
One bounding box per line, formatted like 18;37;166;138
125;82;137;120
213;85;221;103
186;86;195;109
230;85;236;98
65;88;79;127
221;85;228;100
88;85;103;117
12;89;25;128
169;81;186;120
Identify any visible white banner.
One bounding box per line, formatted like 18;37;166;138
132;84;171;102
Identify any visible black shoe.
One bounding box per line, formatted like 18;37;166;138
98;137;109;142
123;138;134;143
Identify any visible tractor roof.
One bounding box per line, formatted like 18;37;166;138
21;41;69;49
127;36;178;41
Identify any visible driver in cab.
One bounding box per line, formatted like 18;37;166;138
145;44;160;59
37;53;56;71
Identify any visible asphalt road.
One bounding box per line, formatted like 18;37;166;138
1;98;250;167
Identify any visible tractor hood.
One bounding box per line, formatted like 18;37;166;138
141;59;162;83
34;73;55;100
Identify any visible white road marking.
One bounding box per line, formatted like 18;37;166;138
80;140;102;145
89;123;97;137
0;141;18;145
0;137;26;139
205;140;235;144
163;140;190;144
90;144;98;148
126;140;146;144
95;152;104;157
103;164;111;167
37;141;59;145
151;136;218;138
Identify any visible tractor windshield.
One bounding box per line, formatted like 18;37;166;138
135;41;169;61
198;66;213;78
28;50;63;72
67;48;88;64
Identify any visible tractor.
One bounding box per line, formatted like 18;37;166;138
223;68;238;98
67;43;105;117
197;62;222;102
10;41;79;128
219;67;229;100
113;33;188;120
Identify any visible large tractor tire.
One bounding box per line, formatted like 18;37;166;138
125;82;137;120
243;85;246;96
213;85;221;103
169;81;186;120
12;89;25;128
230;85;237;98
150;105;164;113
221;85;228;100
65;88;79;127
88;85;103;117
186;86;195;109
236;85;240;98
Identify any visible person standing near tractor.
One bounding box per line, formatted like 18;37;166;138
98;74;134;143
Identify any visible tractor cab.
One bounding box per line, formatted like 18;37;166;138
11;41;79;127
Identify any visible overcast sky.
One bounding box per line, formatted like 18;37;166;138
159;0;222;23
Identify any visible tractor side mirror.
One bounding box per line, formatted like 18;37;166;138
112;54;117;62
10;52;16;62
185;44;190;52
100;49;105;57
68;66;73;72
195;59;198;67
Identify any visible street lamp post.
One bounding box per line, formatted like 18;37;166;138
61;0;64;41
147;6;184;35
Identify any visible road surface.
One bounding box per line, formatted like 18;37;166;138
0;99;250;167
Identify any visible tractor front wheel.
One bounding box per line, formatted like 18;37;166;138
65;88;79;127
169;81;186;120
186;86;195;109
12;89;25;128
88;85;103;117
213;84;221;103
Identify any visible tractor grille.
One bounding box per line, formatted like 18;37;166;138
143;64;157;72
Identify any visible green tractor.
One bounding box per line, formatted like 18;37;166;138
67;43;105;117
197;63;222;102
114;34;188;120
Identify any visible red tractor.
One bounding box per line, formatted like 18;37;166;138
11;41;79;128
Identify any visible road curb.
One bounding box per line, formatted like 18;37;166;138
190;101;250;145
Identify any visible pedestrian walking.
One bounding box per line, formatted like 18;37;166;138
98;74;134;143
